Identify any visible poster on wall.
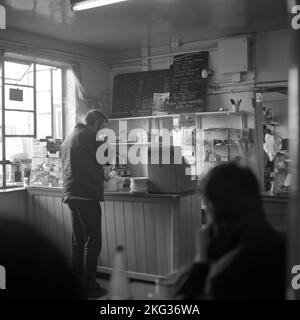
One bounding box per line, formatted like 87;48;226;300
180;113;196;127
152;92;170;115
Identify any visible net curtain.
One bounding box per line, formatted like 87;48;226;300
71;63;105;123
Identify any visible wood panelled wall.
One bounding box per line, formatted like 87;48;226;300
25;188;287;280
27;188;202;280
100;194;202;279
27;188;73;264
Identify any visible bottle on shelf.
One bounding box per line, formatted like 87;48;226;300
108;246;132;300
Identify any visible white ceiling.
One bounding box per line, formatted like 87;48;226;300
3;0;289;53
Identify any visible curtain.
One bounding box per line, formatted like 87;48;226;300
0;49;4;65
71;63;104;110
0;50;4;144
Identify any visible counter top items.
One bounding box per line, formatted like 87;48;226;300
6;154;31;187
230;98;242;112
29;158;62;187
8;160;22;183
130;177;148;193
104;176;125;192
104;177;118;192
46;138;62;158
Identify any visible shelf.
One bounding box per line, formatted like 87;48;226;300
110;142;150;145
109;111;247;121
213;141;244;146
196;160;227;164
264;121;280;126
198;127;244;132
195;111;247;116
109;114;179;121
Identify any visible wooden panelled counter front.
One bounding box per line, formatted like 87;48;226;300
25;188;288;281
27;187;202;281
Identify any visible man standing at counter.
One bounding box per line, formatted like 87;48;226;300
61;109;108;298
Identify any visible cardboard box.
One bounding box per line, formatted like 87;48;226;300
147;146;196;194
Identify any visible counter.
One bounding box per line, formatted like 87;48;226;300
262;194;289;232
0;187;286;281
26;187;201;281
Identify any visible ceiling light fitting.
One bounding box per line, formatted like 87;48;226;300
71;0;128;11
0;5;6;30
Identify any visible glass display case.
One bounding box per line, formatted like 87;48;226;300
29;138;62;188
195;126;254;179
30;157;62;187
108;111;255;187
173;111;254;180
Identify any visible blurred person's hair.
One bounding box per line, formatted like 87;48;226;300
201;163;264;225
0;217;85;299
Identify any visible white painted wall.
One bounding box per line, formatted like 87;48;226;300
0;28;289;128
108;29;290;120
109;35;257;119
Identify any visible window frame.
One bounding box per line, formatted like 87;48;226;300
0;58;64;189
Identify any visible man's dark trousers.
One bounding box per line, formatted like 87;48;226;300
67;199;102;288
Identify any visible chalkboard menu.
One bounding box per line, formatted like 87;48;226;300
112;69;170;118
112;51;209;118
169;51;209;113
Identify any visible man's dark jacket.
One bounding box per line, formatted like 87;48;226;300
62;123;104;201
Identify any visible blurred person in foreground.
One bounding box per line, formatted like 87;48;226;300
173;163;286;300
62;109;110;298
0;217;84;299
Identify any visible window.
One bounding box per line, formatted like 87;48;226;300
0;59;64;188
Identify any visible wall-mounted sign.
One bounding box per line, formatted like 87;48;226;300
169;52;209;113
152;92;169;115
112;69;170;118
9;88;23;102
180;113;196;127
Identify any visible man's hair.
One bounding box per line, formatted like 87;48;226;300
84;109;108;126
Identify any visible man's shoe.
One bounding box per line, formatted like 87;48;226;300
85;282;107;299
